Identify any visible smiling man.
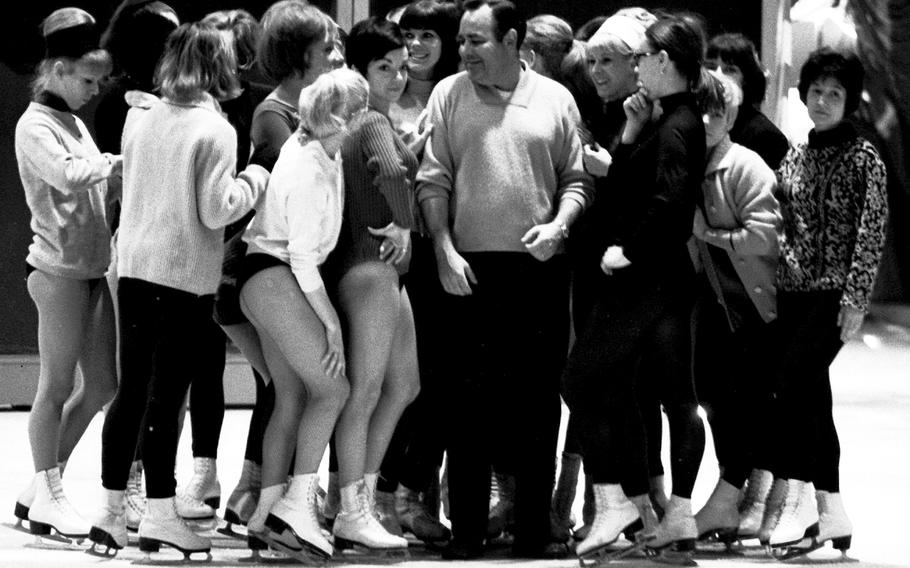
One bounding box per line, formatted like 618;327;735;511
415;0;592;560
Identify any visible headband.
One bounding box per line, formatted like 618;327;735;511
45;22;101;59
589;14;649;53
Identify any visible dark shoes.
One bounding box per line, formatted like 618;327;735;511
511;539;572;559
440;539;485;560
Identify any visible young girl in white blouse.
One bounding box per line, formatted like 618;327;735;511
238;67;368;563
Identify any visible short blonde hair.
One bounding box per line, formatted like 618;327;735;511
33;7;111;98
298;67;369;140
156;21;240;103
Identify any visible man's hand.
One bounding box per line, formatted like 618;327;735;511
436;246;477;296
583;143;612;177
521;222;564;262
600;245;631;275
837;305;864;343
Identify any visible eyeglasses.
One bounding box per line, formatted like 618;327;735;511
632;51;658;64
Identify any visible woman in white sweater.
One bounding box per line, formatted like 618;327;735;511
238;67;368;563
89;21;269;558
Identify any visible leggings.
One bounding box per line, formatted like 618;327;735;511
188;317;227;458
562;266;703;498
767;290;844;491
102;278;216;498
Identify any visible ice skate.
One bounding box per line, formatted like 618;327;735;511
11;475;38;533
774;490;854;562
575;483;644;565
219;460;261;539
695;479;741;549
768;479;819;557
374;489;403;537
551;452;581;542
757;477;788;545
395;484;450;544
738;469;772;540
126;460;146;532
175;492;216;521
137;497;212;562
650;475;671;520
26;467;90;547
321;471;340;530
245;482;286;556
486;471;515;539
572;473;596;541
333;479;408;559
643;495;698;566
180;457;221;511
264;473;332;565
87;489;129;558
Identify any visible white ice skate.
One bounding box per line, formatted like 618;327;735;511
265;473;332;564
768;479;819;551
644;495;698;566
138;497;211;561
333;479;408;558
12;475;38;532
180;457;221;510
695;479;741;547
246;482;286;556
738;469;773;540
219;459;261;538
576;484;643;565
27;467;90;545
125;461;146;532
486;471;515;539
87;489;128;557
757;477;788;545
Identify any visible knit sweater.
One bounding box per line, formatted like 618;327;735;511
117;94;269;295
15;98;119;279
244;137;343;293
416;67;593;253
330;109;418;276
776;121;888;312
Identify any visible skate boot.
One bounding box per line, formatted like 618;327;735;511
265;473;332;563
486;471;515;539
333;479;408;557
138;497;211;561
27;467;90;544
650;474;671;520
220;460;261;538
322;471;340;529
575;483;642;564
774;490;852;561
374;489;404;537
88;489;128;557
738;469;772;540
396;483;450;544
573;473;596;541
246;483;286;552
125;461;146;532
550;452;580;541
768;480;819;550
645;495;698;565
175;492;216;521
180;457;221;510
757;477;788;545
695;478;741;546
13;475;38;531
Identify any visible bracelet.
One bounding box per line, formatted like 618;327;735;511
558;221;569;239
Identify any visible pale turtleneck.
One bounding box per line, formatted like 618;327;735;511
389;76;437;139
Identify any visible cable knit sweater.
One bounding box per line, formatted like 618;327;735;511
776;121;888;312
117;94;268;295
15;98;119;279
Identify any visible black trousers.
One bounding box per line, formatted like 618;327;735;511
768;290;844;491
693;289;775;487
101;278;216;498
442;252;569;547
188;313;227;458
562;263;703;498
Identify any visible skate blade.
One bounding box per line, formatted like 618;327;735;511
2;520;32;535
650;548;698;566
215;522;247;540
85;542;119;558
333;538;409;563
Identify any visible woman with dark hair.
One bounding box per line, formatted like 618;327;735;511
760;48;887;561
376;0;460;546
563;13;707;565
326;16;420;554
14;6;118;544
707;32;789;169
88;21;268;558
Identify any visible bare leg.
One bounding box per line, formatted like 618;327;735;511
222;322;272;385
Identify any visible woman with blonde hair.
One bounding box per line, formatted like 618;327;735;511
238;66;368;562
88;21;268;558
13;6;119;544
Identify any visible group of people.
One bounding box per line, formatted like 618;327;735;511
12;0;888;565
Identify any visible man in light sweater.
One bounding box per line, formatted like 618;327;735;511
416;0;592;559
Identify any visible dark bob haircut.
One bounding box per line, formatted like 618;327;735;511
346;16;406;76
399;0;461;80
101;0;178;91
797;47;864;116
462;0;526;49
646;12;706;89
707;32;767;108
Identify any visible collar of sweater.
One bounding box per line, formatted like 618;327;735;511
35;90;71;112
161;92;222;115
705;135;735;175
470;62;535;108
808;120;857;149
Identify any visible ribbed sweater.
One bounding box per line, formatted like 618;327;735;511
330;109;418;276
117;94;268;295
416;67;592;253
15;100;119;279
